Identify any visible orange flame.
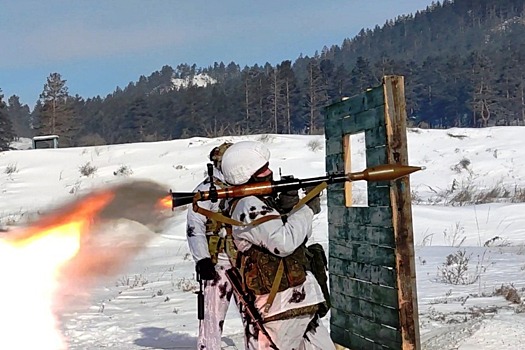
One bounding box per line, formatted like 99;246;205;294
0;191;114;350
158;194;173;209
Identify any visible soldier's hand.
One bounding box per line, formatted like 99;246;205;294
277;189;299;212
305;186;321;215
196;257;217;281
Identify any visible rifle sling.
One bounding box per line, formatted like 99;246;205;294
264;259;284;313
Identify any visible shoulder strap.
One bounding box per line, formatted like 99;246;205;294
264;259;285;313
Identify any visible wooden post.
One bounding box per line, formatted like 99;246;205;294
383;76;421;349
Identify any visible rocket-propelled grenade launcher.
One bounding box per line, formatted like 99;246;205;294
170;163;423;209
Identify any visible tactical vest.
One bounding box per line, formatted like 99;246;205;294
241;242;309;296
230;196;308;297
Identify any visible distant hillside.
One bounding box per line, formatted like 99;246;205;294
5;0;525;146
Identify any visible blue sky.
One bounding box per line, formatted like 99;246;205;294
0;0;433;107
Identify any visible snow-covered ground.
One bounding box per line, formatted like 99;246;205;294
2;127;525;349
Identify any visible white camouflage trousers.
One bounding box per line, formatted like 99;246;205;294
197;261;237;350
255;313;335;350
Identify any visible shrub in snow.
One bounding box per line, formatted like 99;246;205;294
4;163;18;175
495;284;521;304
79;162;97;177
113;165;133;177
175;277;198;292
307;139;323;152
437;249;490;285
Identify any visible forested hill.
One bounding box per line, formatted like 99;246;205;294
2;0;525;148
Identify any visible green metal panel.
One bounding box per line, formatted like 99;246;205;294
364;85;388;110
329;256;397;286
325;113;343;138
325;80;405;349
330;239;396;267
342;107;385;134
331;309;402;349
330;274;399;308
365;124;388;148
366;144;388;166
332;324;393;350
326;136;343;156
327;188;345;207
326;153;344;174
368;183;392;207
330;290;399;328
344;206;372;226
329;222;396;247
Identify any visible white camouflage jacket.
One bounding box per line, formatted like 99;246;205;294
185;168;230;264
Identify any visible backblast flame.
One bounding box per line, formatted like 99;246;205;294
0;180;170;350
0;191;114;350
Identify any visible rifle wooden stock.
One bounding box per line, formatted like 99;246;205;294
225;268;279;350
170;164;422;208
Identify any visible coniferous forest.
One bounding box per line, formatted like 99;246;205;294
2;0;525;149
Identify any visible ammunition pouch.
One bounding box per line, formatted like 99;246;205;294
241;244;308;296
207;232;237;264
306;243;331;317
205;217;221;235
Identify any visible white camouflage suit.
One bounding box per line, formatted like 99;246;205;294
186;167;243;350
221;141;336;350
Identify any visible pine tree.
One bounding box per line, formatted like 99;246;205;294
0;90;15;151
36;73;72;143
277;60;297;134
7;95;32;138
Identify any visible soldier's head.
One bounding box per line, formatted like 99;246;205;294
221;141;272;185
209;142;233;171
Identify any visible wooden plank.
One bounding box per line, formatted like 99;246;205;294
343;134;353;207
331;308;402;349
330;239;396;267
329;223;396;248
329;256;397;287
331;291;400;328
331;324;396;350
330;274;399;308
383;75;421;350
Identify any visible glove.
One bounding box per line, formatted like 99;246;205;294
277;189;299;213
305;186;321;215
196;257;217;281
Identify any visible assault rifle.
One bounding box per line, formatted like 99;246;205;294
225;267;279;350
170;163;422;208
